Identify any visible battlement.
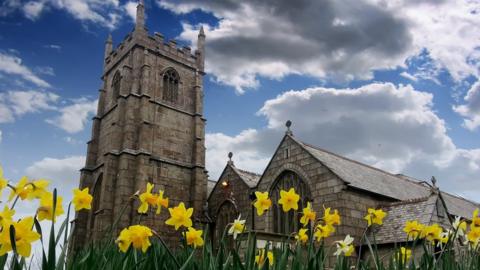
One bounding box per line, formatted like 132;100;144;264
104;29;201;75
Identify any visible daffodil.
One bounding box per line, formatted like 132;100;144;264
334;235;355;257
421;223;442;242
314;224;334;242
453;216;467;237
155;190;169;214
364;208;387;226
0;206;14;228
437;230;450;247
467;227;480;248
0;217;40;257
8;177;49;201
397;247;411;263
0;166;8;197
184;227;204;248
300;202;316;227
116;225;153;253
471;209;480;229
228;215;245;239
403;220;424;239
8;177;31;201
138;183;158;214
295;228;309;245
255;249;274;267
253;191;272;216
323;207;341;226
72;187;93;211
165;202;193;230
278;188;300;212
37;192;65;222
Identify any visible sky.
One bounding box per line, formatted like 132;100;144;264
0;0;479;221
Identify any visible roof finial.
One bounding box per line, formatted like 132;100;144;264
199;25;205;37
135;0;145;32
104;34;113;61
430;176;439;193
286;120;293;136
227;152;234;166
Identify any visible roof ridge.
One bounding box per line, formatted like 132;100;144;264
441;191;480;206
381;195;434;207
236;167;261;177
298;140;428;188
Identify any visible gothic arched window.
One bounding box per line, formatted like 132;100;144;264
111;71;121;102
162;68;179;103
90;174;103;229
271;170;311;234
215;200;238;242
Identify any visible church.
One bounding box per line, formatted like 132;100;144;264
72;1;479;256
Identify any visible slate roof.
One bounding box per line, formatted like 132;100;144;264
207;180;216;196
373;195;438;244
290;136;479;219
231;166;261;188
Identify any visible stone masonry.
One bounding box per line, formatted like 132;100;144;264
72;1;207;249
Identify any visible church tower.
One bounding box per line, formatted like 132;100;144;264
73;0;207;248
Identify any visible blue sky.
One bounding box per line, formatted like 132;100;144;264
0;0;479;208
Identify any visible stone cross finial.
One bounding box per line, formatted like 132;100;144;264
430;176;439;193
286;120;293;135
227;152;234;166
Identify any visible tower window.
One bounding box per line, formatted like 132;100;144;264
111;71;121;102
162;68;179;103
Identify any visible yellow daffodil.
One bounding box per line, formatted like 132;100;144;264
471;209;480;229
184;227;204;248
8;177;50;201
37;192;65;222
0;166;8;196
155;190;169;214
295;228;309;245
138;183;158;214
300;202;316;227
314;224;334;242
0;217;40;257
165;202;193;230
467;227;480;248
421;223;442;242
397;247;411;263
364;208;387;226
8;177;31;201
228;215;245;239
334;235;355;257
116;225;153;253
72;187;93;211
253;191;272;216
323;207;341;226
255;249;274;267
403;220;424;239
278;188;300;212
453;216;467;237
0;206;14;228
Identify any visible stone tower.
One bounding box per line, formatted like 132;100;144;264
72;0;207;249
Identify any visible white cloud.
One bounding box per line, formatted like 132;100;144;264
7;90;59;115
26;155;84;185
399;72;417;82
46;98;97;133
23;0;45;20
453;80;480;131
160;0;480;94
124;1;137;22
0;129;2;144
0;90;59;124
1;0;124;29
35;66;55;76
205;83;480;201
43;44;62;50
0;52;51;88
